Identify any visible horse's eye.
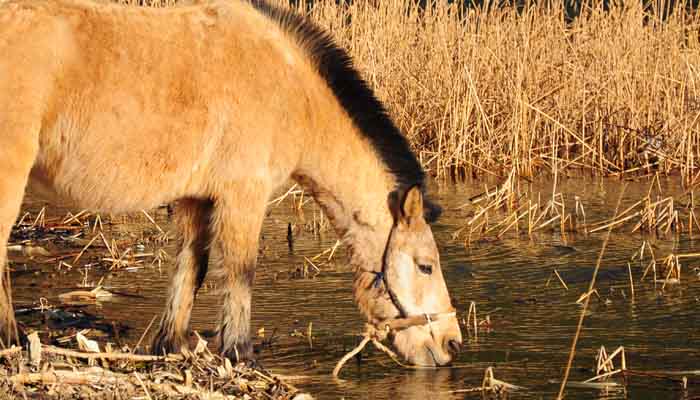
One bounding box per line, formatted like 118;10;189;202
418;264;433;275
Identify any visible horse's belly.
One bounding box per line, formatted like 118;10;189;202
27;163;181;214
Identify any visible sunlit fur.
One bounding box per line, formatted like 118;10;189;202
0;0;459;363
356;187;462;366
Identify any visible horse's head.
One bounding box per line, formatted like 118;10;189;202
357;185;462;366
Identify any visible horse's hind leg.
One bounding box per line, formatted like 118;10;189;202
211;184;270;362
0;125;39;345
152;198;213;354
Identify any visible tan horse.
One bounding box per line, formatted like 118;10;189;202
0;0;462;365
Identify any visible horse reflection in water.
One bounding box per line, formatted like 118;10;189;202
0;0;462;365
335;369;463;400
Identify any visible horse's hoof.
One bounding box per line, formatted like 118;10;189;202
242;357;263;370
221;343;253;364
0;319;23;347
151;332;189;356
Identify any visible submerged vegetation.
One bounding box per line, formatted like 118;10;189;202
454;173;699;244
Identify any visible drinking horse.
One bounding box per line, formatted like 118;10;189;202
0;0;462;365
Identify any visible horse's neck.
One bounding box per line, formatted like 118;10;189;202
292;120;395;273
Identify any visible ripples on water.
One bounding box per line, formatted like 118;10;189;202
11;178;700;399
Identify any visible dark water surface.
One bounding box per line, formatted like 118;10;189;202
10;178;700;399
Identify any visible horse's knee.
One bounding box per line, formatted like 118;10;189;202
208;187;270;362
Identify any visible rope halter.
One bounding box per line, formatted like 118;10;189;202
364;269;457;336
374;309;457;336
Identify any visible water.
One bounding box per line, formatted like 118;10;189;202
10;178;700;399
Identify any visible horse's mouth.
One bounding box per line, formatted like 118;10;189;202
424;343;454;367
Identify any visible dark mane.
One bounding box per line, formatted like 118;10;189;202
248;0;425;191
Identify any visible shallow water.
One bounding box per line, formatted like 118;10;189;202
10;177;700;399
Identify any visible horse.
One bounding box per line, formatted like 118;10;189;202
0;0;462;366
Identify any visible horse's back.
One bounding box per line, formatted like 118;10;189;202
1;0;313;212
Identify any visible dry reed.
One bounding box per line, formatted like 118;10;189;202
290;0;700;182
557;183;625;399
454;171;697;244
0;336;303;399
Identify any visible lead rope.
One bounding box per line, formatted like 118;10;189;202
332;311;457;377
332;323;404;377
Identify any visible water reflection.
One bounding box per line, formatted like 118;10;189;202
10;177;700;399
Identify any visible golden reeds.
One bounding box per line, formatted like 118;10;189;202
290;0;700;181
455;172;698;244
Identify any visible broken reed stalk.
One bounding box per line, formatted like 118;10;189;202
140;209;164;234
557;184;627;400
481;367;524;392
132;314;158;354
63;210;89;225
40;345;184;362
0;343;183;363
332;336;371;377
553;269;568;290
73;234;100;264
466;301;478;339
627;262;635;300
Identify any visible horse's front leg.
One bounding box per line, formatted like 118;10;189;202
152;198;213;354
0;117;39;346
211;184;270;362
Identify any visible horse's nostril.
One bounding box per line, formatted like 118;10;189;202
447;339;462;355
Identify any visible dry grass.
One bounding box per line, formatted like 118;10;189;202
452;173;699;244
288;0;700;182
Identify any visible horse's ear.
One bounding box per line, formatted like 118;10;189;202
388;186;442;224
401;185;423;222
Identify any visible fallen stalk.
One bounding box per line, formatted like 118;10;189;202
556;184;626;399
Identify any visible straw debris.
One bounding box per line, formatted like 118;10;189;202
0;336;305;399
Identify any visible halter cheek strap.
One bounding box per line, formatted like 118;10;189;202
371;271;384;289
360;268;456;333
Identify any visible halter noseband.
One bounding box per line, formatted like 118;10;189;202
364;269;457;334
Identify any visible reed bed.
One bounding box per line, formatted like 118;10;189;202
453;173;698;244
289;0;700;182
